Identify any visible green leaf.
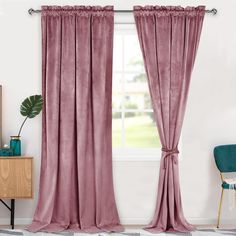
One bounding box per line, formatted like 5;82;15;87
20;95;43;119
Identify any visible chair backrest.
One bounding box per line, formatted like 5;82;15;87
214;144;236;172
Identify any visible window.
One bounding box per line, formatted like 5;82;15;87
112;26;161;161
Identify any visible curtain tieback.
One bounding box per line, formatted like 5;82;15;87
161;148;179;169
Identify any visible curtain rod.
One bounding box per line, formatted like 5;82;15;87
28;8;217;15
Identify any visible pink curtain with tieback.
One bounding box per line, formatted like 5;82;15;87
134;6;205;233
27;6;123;233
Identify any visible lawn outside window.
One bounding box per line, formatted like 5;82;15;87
112;25;161;161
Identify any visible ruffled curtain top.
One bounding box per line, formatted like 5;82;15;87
41;6;113;17
134;6;205;17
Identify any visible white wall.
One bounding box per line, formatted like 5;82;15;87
1;0;236;226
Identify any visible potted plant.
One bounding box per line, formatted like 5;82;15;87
10;95;43;156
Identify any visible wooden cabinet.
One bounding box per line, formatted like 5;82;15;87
0;157;33;199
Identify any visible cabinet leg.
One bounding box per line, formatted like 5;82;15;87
10;199;15;229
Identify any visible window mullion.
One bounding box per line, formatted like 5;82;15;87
113;109;153;112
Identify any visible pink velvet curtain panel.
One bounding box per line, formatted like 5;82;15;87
134;6;205;233
27;6;123;233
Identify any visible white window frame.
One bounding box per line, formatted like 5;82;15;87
112;24;162;162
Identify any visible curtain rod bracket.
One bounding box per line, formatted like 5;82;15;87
206;8;217;15
28;8;41;15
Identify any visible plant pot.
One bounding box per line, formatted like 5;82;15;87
10;136;21;156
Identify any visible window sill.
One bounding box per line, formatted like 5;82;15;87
112;147;183;162
113;156;161;162
112;147;161;162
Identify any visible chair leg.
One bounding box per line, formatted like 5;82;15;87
217;188;224;228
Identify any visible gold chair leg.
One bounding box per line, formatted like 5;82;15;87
217;188;224;228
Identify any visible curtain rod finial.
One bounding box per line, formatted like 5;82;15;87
28;8;34;15
212;8;217;15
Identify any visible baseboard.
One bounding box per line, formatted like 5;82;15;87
0;217;235;227
188;217;217;225
189;217;236;226
0;218;32;225
120;217;217;225
120;217;236;226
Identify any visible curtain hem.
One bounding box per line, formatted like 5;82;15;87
26;221;124;233
144;223;196;233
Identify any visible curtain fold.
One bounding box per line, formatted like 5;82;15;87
27;6;123;233
134;5;205;233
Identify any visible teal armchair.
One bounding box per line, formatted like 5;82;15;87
214;144;236;228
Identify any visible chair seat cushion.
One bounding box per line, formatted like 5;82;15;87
222;181;236;189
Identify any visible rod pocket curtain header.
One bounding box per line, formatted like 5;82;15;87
41;5;113;16
134;5;205;17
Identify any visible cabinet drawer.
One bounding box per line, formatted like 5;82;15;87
0;157;33;198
